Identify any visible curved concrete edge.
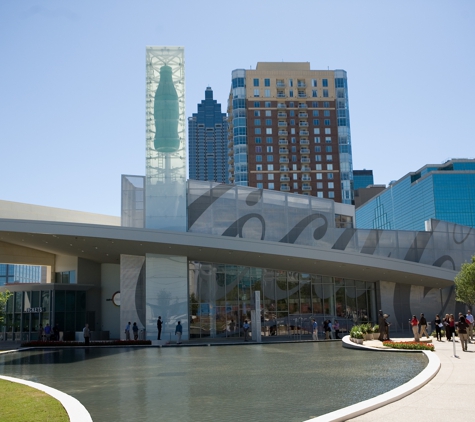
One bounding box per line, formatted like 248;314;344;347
0;375;92;422
341;335;421;352
305;337;441;422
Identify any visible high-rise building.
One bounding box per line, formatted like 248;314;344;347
228;62;353;203
188;87;228;183
353;170;374;190
356;159;475;230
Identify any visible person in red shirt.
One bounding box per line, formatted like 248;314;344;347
411;315;419;341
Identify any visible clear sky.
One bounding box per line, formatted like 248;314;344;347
1;0;474;216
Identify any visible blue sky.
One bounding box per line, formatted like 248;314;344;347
1;1;474;216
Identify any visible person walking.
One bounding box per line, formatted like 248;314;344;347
124;322;131;340
333;320;340;339
175;321;183;344
132;322;139;340
449;314;456;341
312;319;318;341
434;314;443;341
44;323;51;341
157;316;162;340
243;320;250;341
457;316;469;352
419;313;429;339
466;310;474;342
411;315;420;341
83;323;91;345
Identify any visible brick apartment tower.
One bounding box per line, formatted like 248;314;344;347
228;62;353;203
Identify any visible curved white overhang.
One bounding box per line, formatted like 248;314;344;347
0;218;455;288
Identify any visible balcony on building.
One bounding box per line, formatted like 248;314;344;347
276;80;285;87
277;103;286;108
280;175;290;182
278;139;288;145
228;158;234;165
302;185;312;191
278;130;288;136
299;122;308;127
298;112;308;118
277;91;286;98
300;139;309;145
279;148;289;154
299;130;309;136
280;185;290;191
279;157;289;163
280;166;289;172
302;175;311;181
300;148;310;154
301;157;310;164
227;140;234;148
297;81;306;87
228;149;234;156
278;121;287;127
301;166;311;171
298;91;307;98
298;103;308;108
277;112;287;118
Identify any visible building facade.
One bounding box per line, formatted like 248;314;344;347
188;87;228;183
228;62;353;204
356;159;475;230
353;170;374;190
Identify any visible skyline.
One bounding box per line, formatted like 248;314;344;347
1;0;474;216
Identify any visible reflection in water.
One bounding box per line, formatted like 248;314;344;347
0;343;427;422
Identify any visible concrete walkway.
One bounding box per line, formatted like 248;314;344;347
347;336;474;422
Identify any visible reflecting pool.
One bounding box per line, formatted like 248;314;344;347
0;343;427;422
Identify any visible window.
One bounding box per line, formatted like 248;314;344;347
254;78;259;87
265;101;271;107
314;136;321;143
264;89;271;97
325;128;331;134
290;119;295;125
265;110;271;116
314;128;320;134
254;119;261;125
327;163;333;170
328;173;334;179
256;155;262;162
291;137;296;143
266;128;272;134
315;155;322;161
312;79;317;87
293;182;299;189
254;137;262;144
267;164;274;170
256;164;262;171
292;155;297;162
254;101;260;107
255;146;262;152
264;78;270;87
254;89;260;97
289;102;294;108
256;174;263;180
267;146;273;152
254;110;260;116
255;128;261;134
328;182;334;189
312;101;319;107
289;110;295;117
326;155;333;162
314;146;321;152
291;128;295;134
313;119;320;125
293;173;298;180
326;146;332;152
323;101;330;108
316;173;323;179
328;191;335;198
315;164;322;170
266;137;273;143
317;182;323;189
325;137;332;143
268;173;274;180
291;146;297;152
289;89;294;97
313;110;319;117
323;90;329;97
268;183;274;189
317;192;324;198
322;79;328;87
257;183;263;189
324;110;330;117
312;90;317;97
289;79;293;87
267;155;273;162
265;119;272;125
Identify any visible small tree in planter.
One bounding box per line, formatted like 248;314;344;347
353;330;364;344
372;324;379;339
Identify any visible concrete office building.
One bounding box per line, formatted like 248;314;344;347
188;87;228;183
356;159;475;230
227;62;354;204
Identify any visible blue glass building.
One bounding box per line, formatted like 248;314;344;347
356;159;475;230
188;87;228;183
353;170;374;190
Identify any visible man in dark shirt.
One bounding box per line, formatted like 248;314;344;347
419;313;429;338
157;316;162;340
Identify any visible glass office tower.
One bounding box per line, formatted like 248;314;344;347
145;46;186;231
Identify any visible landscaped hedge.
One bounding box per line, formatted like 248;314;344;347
383;341;434;351
21;340;152;347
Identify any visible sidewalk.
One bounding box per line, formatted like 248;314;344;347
347;336;475;421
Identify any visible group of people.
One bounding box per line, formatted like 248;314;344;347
37;323;61;341
124;322;141;341
410;313;430;341
311;319;340;340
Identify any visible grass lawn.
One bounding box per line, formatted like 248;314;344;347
0;379;69;421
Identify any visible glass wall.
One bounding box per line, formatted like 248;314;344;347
189;261;376;339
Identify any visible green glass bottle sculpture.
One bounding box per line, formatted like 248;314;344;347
153;65;180;153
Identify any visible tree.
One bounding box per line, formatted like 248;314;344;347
0;290;12;326
455;255;475;308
